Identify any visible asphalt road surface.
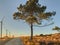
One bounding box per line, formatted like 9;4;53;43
5;38;24;45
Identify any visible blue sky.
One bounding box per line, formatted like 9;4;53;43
0;0;60;37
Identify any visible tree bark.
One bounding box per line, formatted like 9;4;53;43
30;23;33;40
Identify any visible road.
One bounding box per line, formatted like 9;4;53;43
4;38;24;45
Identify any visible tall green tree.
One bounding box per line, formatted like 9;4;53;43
13;0;56;40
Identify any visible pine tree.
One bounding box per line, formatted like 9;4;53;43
13;0;56;40
52;26;60;32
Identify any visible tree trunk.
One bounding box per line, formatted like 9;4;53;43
30;23;33;40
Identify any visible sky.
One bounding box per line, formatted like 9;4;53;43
0;0;60;37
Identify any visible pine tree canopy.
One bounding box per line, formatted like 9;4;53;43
52;26;60;32
13;0;56;24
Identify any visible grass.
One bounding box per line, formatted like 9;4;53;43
20;33;60;45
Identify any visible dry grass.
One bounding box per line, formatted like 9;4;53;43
20;33;60;45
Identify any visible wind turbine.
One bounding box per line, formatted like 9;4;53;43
0;17;4;39
6;29;8;37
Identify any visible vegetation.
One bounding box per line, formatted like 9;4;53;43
13;0;56;41
20;33;60;45
52;26;60;32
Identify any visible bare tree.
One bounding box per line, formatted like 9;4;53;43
13;0;56;40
